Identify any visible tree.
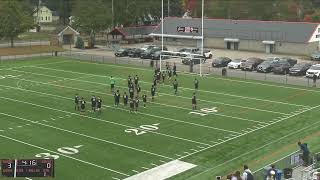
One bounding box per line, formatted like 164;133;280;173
72;0;112;48
0;0;34;47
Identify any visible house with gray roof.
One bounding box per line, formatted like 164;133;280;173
150;17;320;55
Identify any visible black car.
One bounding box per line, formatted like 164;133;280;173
241;58;264;71
212;57;232;67
257;60;274;73
128;48;144;58
182;54;205;65
151;51;171;60
289;63;312;76
114;48;132;57
273;61;295;74
140;47;168;59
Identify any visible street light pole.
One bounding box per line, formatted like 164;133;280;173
168;0;170;17
112;0;114;28
200;0;204;76
161;0;164;72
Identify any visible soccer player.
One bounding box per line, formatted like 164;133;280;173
96;97;102;113
173;63;177;76
129;86;134;99
123;92;128;106
114;90;120;107
74;94;80;111
128;75;132;88
173;79;178;95
136;84;141;96
129;98;135;113
80;97;86;113
192;92;197;110
91;95;97;112
142;94;147;108
134;96;140;112
110;76;116;94
162;71;166;83
168;69;172;81
194;78;199;91
151;85;156;101
153;77;157;87
134;75;139;88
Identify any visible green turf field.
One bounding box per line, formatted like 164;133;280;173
0;57;320;180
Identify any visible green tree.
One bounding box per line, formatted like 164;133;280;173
72;0;111;48
0;0;34;47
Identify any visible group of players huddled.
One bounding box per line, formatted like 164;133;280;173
74;63;199;113
74;94;102;113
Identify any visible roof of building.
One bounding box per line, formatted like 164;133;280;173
151;17;320;43
108;25;156;37
57;26;80;36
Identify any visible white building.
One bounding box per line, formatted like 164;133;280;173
33;6;53;23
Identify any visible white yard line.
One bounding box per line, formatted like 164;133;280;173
0;81;239;135
7;68;290;116
26;65;310;108
0;134;130;177
177;104;320;161
0;85;213;146
0;112;173;160
185;116;320;179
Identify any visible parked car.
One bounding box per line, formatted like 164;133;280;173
141;44;156;51
182;54;205;65
140;47;168;59
289;63;312;76
311;51;320;61
114;48;132;57
257;60;278;73
273;61;294;74
212;57;232;67
178;48;199;57
279;57;298;66
128;48;144;58
151;51;171;60
196;49;213;59
306;64;320;78
227;59;246;69
241;57;264;71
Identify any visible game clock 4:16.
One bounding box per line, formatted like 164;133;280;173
1;159;55;178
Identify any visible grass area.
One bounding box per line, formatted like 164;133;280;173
17;32;51;41
0;45;64;56
0;57;320;180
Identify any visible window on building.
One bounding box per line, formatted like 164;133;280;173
48;17;50;21
45;16;47;21
316;34;320;38
41;17;43;21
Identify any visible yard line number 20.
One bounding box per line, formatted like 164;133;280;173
125;123;160;136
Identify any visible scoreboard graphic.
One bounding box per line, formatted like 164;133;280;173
1;159;54;178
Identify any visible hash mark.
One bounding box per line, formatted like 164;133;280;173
151;163;158;167
8;128;13;130
111;177;120;180
132;170;139;173
159;160;166;163
141;167;149;170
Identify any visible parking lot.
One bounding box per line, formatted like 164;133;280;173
62;44;320;88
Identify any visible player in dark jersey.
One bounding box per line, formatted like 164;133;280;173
151;85;156;101
192;92;197;110
96;97;102;113
123;92;128;106
153;77;157;87
128;75;132;88
162;71;166;83
80;97;86;113
134;75;139;88
194;78;199;91
134;96;139;112
114;90;120;107
173;63;177;76
129;87;134;99
129;98;134;113
168;69;172;81
173;79;178;95
91;95;97;112
136;84;141;96
74;94;80;111
142;94;147;108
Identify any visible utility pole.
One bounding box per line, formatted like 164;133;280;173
112;0;114;28
167;0;170;17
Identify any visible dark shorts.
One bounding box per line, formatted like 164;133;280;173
151;92;155;96
111;84;115;88
97;104;101;108
92;103;96;107
81;105;85;110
